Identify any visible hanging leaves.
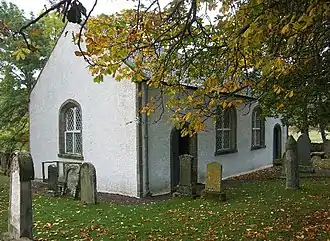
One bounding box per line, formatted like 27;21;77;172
68;0;330;135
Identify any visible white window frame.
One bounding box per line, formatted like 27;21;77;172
252;107;264;148
216;108;236;152
64;107;82;154
217;119;232;150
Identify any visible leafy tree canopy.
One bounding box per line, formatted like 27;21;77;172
6;0;330;136
0;0;64;152
75;0;329;135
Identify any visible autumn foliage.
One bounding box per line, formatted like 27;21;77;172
69;0;329;134
4;0;330;135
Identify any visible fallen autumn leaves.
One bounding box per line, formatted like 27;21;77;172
0;167;329;241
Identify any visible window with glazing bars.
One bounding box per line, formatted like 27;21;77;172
252;107;265;147
64;107;82;154
216;107;237;152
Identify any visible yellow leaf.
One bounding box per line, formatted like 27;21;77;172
281;24;290;35
288;90;294;98
208;99;215;109
273;85;283;95
184;112;192;121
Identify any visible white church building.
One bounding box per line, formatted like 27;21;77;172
29;23;287;198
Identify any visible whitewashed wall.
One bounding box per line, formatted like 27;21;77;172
29;23;138;197
147;88;287;195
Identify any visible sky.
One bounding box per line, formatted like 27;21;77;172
8;0;170;16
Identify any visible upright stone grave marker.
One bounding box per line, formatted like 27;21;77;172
285;136;299;189
177;154;196;196
311;155;322;166
202;162;226;201
297;133;315;173
65;165;80;198
48;164;58;192
7;151;34;240
80;162;97;204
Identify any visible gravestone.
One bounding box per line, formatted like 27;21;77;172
285;136;299;189
311;155;322;166
202;162;226;201
177;154;196;196
6;151;34;240
47;164;58;192
65;165;80;198
297;133;315;173
80;162;97;204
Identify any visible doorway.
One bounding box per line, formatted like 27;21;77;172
273;124;282;160
170;127;197;191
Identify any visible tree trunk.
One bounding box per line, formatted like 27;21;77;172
319;123;327;143
300;126;309;138
300;110;309;138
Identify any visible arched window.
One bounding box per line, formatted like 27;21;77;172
59;100;83;158
251;106;265;149
215;107;237;155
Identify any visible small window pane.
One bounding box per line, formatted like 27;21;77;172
223;130;230;149
256;117;261;129
216;130;223;150
65;133;73;153
66;108;74;131
74;132;82;154
223;111;230;128
76;108;82;130
256;130;261;145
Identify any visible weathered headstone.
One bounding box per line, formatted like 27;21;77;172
285;136;299;189
177;154;196;196
65;165;80;198
202;162;226;201
297;133;315;173
6;151;34;240
47;164;58;192
80;162;97;204
311;155;322;166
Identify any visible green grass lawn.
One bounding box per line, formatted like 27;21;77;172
0;173;330;241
